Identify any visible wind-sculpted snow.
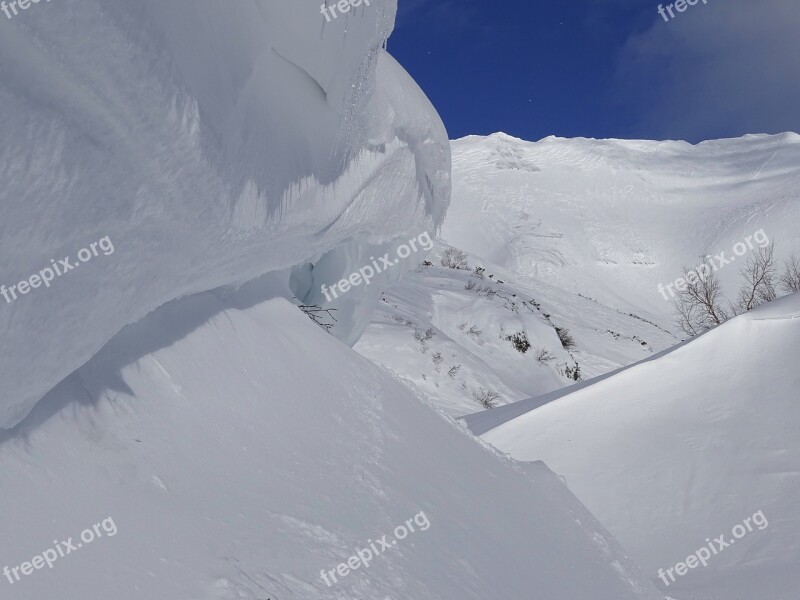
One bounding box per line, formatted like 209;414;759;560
0;295;664;600
0;0;450;429
473;293;800;599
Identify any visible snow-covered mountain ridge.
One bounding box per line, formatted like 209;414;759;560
445;131;800;323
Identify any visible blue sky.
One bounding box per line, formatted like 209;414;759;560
389;0;800;143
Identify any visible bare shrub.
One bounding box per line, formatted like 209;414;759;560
473;266;486;279
465;324;482;337
558;362;581;381
441;247;468;270
534;347;555;363
413;328;435;343
464;279;477;291
555;326;576;351
475;284;497;298
472;387;500;409
448;365;461;377
505;331;531;354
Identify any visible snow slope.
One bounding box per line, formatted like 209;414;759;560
356;240;677;417
444;132;800;325
0;289;664;600
470;293;800;600
355;132;800;418
0;0;450;429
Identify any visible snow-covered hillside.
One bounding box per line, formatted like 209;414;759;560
356;132;800;418
467;293;800;600
445;132;800;325
356;240;677;417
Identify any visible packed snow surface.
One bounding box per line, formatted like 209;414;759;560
470;293;800;600
0;292;664;600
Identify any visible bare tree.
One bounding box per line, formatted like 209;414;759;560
733;243;777;313
672;260;729;336
780;254;800;293
441;247;468;270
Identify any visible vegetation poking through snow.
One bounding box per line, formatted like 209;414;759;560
472;387;500;409
297;303;337;331
505;331;531;354
534;347;556;363
555;326;576;351
441;247;469;270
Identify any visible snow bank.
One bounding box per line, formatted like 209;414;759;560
0;0;449;429
473;293;800;599
0;291;663;600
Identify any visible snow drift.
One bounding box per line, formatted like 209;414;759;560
0;0;450;429
470;293;800;600
0;288;664;600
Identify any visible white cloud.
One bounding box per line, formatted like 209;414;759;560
613;0;800;140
